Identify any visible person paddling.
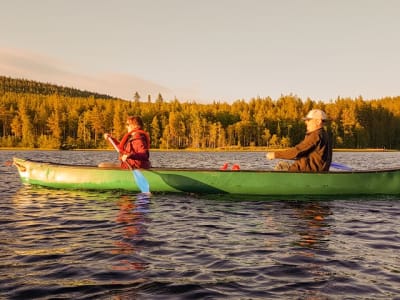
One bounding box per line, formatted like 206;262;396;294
266;109;332;172
100;116;151;169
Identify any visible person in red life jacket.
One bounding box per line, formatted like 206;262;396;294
101;116;151;169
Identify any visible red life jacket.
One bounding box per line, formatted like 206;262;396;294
118;129;150;153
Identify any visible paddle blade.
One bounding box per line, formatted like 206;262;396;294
133;169;150;193
330;162;352;171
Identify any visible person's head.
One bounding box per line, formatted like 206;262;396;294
302;109;327;132
126;116;144;131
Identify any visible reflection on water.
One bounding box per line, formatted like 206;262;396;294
287;202;332;248
261;201;333;250
1;150;400;299
112;194;150;271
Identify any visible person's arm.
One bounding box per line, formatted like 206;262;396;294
104;133;121;150
274;132;318;160
266;152;275;160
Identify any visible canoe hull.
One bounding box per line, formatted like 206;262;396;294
13;157;400;196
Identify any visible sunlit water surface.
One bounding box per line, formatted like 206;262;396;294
1;150;400;299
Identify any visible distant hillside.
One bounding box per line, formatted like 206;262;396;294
0;75;118;99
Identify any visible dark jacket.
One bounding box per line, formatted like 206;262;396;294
274;127;332;172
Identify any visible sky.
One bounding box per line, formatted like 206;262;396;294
0;0;399;103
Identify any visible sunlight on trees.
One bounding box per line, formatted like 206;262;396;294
1;76;400;150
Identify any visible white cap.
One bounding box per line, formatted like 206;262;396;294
302;109;328;121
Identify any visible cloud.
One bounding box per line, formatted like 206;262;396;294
0;48;74;81
0;47;177;101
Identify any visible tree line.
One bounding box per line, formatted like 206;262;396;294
0;75;116;100
0;76;400;150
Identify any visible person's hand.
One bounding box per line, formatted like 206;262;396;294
121;154;128;162
104;133;111;140
266;152;275;160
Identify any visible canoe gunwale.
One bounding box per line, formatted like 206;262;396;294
12;157;400;174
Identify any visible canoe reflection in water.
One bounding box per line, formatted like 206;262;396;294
111;193;151;271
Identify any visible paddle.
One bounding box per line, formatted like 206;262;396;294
107;136;150;193
330;162;352;171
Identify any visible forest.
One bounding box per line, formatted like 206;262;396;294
1;75;400;150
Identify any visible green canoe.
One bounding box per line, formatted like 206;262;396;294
13;157;400;196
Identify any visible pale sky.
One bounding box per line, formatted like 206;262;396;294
0;0;399;103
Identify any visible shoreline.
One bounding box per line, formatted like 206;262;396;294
0;147;395;152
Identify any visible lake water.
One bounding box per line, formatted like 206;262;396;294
1;150;400;299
